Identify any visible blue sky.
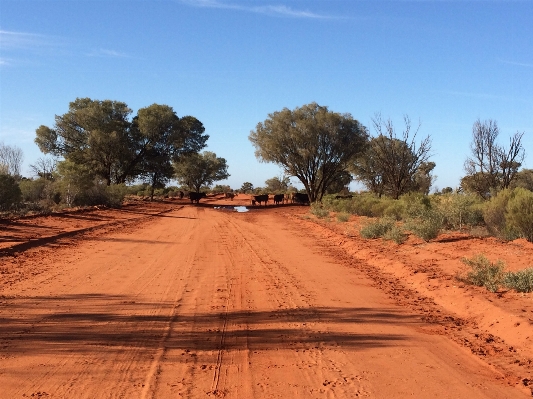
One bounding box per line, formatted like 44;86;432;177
1;0;531;191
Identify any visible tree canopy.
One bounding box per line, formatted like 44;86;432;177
249;102;368;202
351;115;432;199
264;176;290;193
174;151;229;193
462;119;525;198
35;98;208;186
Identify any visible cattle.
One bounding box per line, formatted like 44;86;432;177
252;194;269;206
179;191;184;199
273;194;284;205
225;192;235;200
335;194;353;200
189;192;207;204
292;192;310;205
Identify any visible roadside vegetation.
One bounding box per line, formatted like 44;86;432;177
458;254;533;293
2;101;530;245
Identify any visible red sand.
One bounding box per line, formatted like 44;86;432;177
1;194;532;398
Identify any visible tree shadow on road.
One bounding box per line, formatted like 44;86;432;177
0;294;415;355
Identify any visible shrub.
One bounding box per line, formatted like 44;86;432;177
310;203;329;219
383;225;406;244
383;200;405;220
0;173;22;211
406;211;443;241
436;193;484;230
336;212;350;222
360;217;395;239
18;178;46;202
458;254;506;292
74;182;127;207
504;268;533;293
401;192;432;219
483;189;518;240
505;188;533;242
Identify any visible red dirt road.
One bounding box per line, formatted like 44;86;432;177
1;196;532;398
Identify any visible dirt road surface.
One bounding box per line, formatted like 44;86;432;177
1;195;533;398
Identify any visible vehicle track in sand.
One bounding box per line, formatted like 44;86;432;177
0;198;531;398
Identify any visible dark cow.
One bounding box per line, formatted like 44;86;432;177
335;194;353;200
252;194;269;206
273;194;284;205
225;192;235;200
179;191;184;199
189;192;207;204
292;192;310;205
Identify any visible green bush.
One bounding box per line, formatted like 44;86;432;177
505;188;533;242
18;178;46;202
383;225;406;244
504;268;533;293
483;189;519;240
74;182;127;207
458;254;506;292
310;203;329;219
360;217;395;239
0;173;22;211
401;192;432;219
406;211;443;241
336;212;350;222
382;200;405;220
436;193;484;230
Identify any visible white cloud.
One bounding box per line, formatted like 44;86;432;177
499;59;533;68
439;90;523;102
0;30;55;49
87;48;131;58
178;0;335;19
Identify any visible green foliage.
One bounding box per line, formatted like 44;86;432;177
174;151;230;193
0;173;22;210
458;254;506;292
310;203;330;219
401;192;432;218
74;182;127;207
212;184;231;194
360;217;395;239
383;225;406;244
505;188;533;242
483;189;521;240
435;193;484;230
402;194;442;241
18;178;46;202
240;182;254;193
406;212;442;241
336;212;350;222
511;169;533;191
504;268;533;293
35;98;208;186
249;102;368;202
264;176;290;193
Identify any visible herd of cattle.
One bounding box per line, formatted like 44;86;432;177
186;191;310;205
250;192;309;206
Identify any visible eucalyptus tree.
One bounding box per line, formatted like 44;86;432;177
174;151;229;193
462;119;525;198
352;114;432;199
249;102;368;202
0;142;23;177
35;98;132;185
132;104;209;199
35;98;209;189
